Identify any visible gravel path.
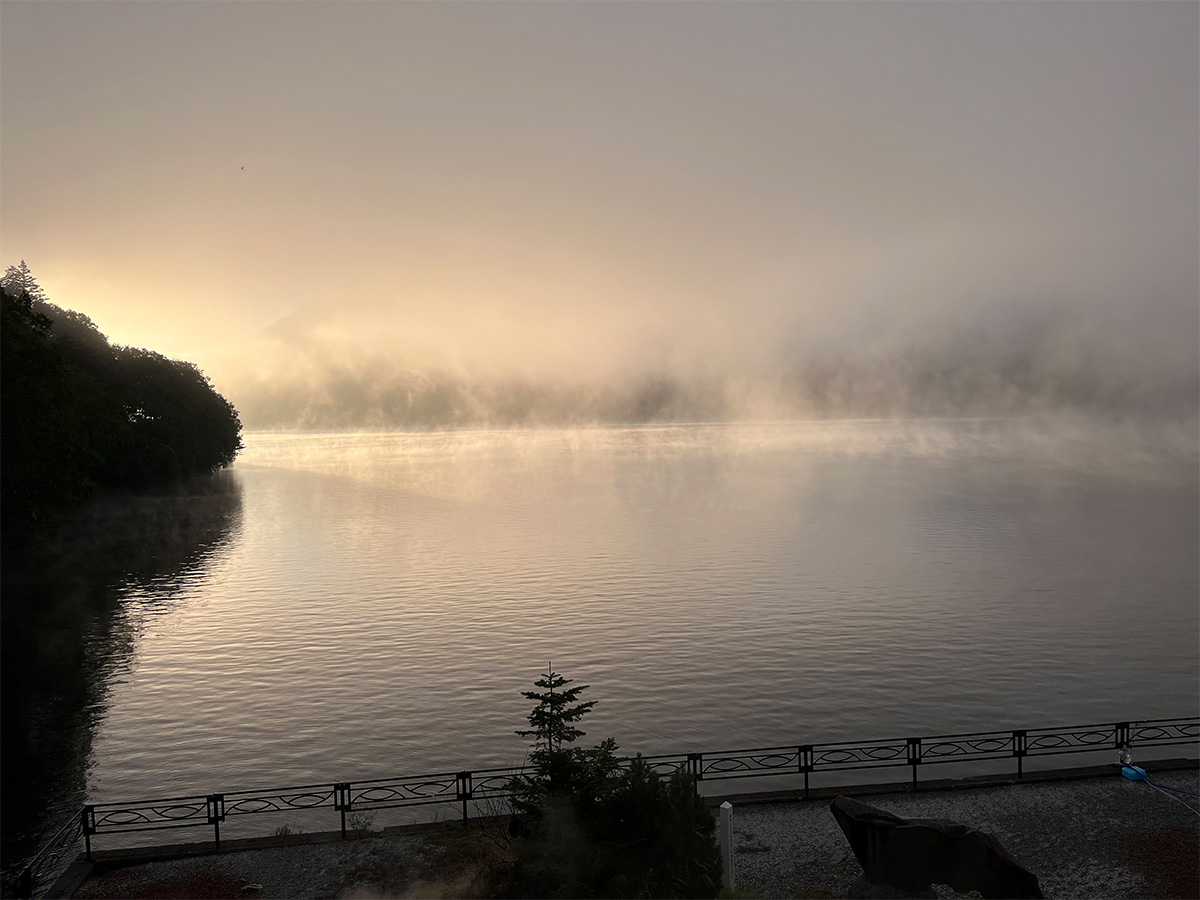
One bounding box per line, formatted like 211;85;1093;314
730;768;1199;899
69;768;1198;899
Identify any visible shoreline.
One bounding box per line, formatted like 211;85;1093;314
51;758;1198;900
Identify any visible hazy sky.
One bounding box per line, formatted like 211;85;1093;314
2;2;1196;390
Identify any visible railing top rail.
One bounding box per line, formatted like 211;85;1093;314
91;793;209;809
683;745;808;757
468;768;530;777
222;782;340;797
348;770;485;786
634;753;689;762
348;764;534;785
1024;722;1119;732
1020;718;1195;733
22;814;81;866
1128;724;1195;734
814;736;911;747
691;738;909;758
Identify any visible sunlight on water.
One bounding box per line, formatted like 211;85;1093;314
83;420;1197;806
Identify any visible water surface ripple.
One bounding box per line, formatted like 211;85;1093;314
86;420;1198;802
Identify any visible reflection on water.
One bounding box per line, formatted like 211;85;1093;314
81;420;1199;804
0;473;242;887
5;419;1198;877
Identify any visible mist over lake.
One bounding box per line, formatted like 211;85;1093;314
3;4;1197;890
9;419;1191;813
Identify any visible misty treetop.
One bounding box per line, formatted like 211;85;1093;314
1;260;48;303
1;266;242;538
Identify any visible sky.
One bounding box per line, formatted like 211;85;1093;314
2;1;1196;411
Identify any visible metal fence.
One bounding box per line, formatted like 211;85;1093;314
15;716;1198;896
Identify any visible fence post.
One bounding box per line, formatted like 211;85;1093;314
719;802;734;891
686;753;704;797
207;794;224;850
81;805;94;862
456;772;472;825
334;783;350;839
1116;722;1131;762
1013;730;1027;779
907;738;921;788
799;745;813;798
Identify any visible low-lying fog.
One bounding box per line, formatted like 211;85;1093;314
216;294;1196;430
4;3;1196;430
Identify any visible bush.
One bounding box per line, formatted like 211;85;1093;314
498;666;721;898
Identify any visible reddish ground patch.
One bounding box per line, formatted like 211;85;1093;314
1122;825;1200;900
75;868;261;899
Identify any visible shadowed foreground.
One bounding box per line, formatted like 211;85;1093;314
68;767;1197;899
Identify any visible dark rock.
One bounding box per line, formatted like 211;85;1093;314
830;796;1043;900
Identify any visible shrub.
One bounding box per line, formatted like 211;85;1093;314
499;665;721;898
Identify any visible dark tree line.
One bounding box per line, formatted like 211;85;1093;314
1;266;242;541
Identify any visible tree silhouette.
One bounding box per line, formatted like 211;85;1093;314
1;275;242;543
516;662;596;756
1;260;47;303
1;289;116;534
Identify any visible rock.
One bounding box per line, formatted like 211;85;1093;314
830;796;1043;900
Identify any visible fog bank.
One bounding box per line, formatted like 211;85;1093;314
221;297;1197;429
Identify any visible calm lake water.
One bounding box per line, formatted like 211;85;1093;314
4;418;1197;868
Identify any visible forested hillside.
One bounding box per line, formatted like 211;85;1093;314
1;265;242;541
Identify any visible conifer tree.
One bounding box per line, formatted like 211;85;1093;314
502;668;721;898
516;662;596;756
1;260;47;303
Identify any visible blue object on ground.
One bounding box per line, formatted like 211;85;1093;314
1121;765;1148;781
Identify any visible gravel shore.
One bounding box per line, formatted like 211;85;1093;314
69;767;1198;899
731;767;1199;899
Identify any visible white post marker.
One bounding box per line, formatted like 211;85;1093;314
720;800;734;890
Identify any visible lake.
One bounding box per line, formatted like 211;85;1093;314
3;417;1197;869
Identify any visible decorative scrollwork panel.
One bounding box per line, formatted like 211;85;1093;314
92;798;209;831
813;741;908;769
702;751;799;780
920;735;1011;761
350;777;458;809
1025;727;1117;755
1131;720;1200;745
224;789;335;817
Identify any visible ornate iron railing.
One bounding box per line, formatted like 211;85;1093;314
10;813;82;899
14;716;1196;897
